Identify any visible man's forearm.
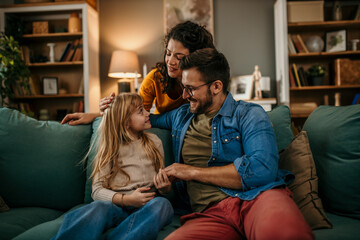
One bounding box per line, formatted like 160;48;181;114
191;164;242;189
165;163;242;189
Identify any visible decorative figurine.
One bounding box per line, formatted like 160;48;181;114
252;65;262;99
47;43;56;63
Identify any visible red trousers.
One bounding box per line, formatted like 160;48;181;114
165;188;314;240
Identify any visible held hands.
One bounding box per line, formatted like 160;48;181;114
125;187;156;208
163;163;196;182
154;168;172;195
99;92;115;115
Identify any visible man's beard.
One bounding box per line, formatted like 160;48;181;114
189;88;213;115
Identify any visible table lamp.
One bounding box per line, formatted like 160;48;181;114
108;50;141;93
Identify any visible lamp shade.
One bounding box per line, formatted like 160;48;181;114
108;50;141;78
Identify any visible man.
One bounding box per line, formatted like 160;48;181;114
150;48;313;239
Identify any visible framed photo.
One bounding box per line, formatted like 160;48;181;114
230;75;253;100
164;0;214;35
326;30;346;52
42;77;58;95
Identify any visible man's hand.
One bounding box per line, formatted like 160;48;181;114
61;112;100;125
154;169;172;195
163;163;197;182
99;92;115;115
125;187;156;208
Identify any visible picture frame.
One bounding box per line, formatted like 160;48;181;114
326;30;346;52
42;77;58;95
164;0;214;35
230;75;253;100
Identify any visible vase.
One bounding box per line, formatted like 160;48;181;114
68;13;81;33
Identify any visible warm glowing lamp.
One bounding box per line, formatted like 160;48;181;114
108;50;141;93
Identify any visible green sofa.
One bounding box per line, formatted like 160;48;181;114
0;104;359;240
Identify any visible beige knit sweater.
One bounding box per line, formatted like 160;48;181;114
91;133;164;202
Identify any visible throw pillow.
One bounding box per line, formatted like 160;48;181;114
279;131;332;230
0;196;9;212
303;105;360;219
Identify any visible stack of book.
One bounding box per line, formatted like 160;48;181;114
288;34;309;54
289;63;309;87
59;38;83;62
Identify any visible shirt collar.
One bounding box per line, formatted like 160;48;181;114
217;92;235;117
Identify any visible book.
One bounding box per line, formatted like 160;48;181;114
334;58;360;86
59;42;71;62
289;67;296;87
292;63;301;87
352;93;360;105
64;39;79;62
291;34;305;53
298;67;308;86
288;34;297;54
72;38;83;61
296;34;309;53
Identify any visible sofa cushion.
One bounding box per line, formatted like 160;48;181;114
303;105;360;219
267;105;294;151
314;212;360;240
279;131;332;230
0;207;63;240
12;204;85;240
0;108;91;210
84;117;175;203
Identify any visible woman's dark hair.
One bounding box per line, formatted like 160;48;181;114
156;21;215;93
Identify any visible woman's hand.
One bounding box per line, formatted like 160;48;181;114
99;92;115;115
61;112;101;125
154;169;172;195
124;187;155;208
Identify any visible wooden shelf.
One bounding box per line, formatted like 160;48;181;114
15;94;84;100
291;113;311;118
0;1;96;10
289;51;360;59
23;32;83;38
28;61;83;67
290;85;360;91
288;20;360;30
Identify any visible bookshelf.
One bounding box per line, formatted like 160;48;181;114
274;0;360;130
0;2;100;121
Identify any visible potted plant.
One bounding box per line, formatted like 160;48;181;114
0;32;30;107
307;64;326;86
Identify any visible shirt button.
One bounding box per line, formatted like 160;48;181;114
213;127;216;130
225;139;228;142
235;193;238;197
236;136;239;139
214;140;217;143
212;158;216;161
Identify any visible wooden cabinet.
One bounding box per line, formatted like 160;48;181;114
0;2;100;120
275;0;360;130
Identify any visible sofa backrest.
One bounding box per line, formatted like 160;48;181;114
0;108;92;211
303;105;360;219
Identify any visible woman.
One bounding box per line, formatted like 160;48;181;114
61;21;215;125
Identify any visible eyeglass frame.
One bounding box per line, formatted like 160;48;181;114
179;79;217;96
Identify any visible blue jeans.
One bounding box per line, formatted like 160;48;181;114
52;197;173;240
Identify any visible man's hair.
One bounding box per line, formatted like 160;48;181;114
179;48;230;93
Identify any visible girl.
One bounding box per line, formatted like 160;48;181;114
52;93;173;240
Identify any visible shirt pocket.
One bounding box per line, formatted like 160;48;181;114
220;131;242;161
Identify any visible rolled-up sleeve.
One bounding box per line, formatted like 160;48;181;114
234;106;279;191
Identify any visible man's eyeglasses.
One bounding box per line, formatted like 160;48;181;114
179;80;216;96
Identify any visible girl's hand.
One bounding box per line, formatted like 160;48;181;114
154;169;172;195
125;187;155;208
99;92;115;115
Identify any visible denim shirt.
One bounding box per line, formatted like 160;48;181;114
150;92;293;208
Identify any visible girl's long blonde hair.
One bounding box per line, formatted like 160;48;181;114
90;93;163;188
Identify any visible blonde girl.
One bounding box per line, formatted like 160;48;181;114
52;93;173;240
